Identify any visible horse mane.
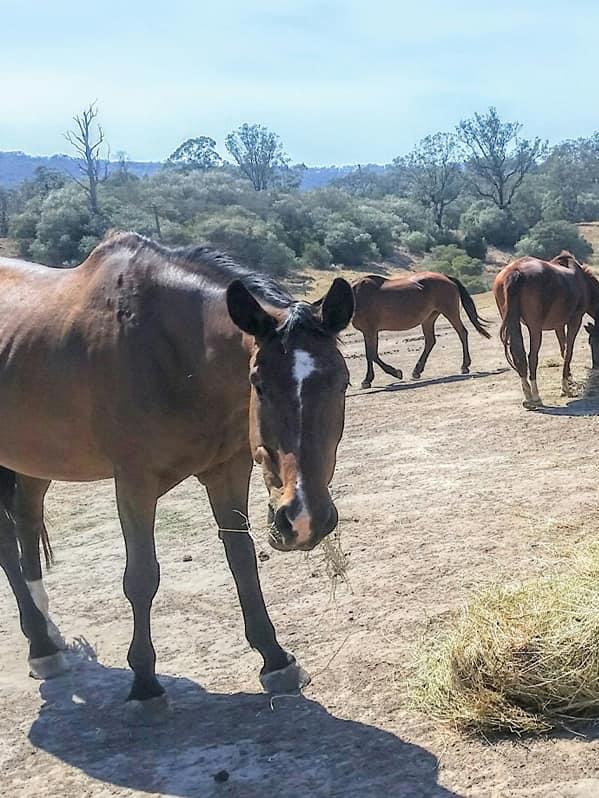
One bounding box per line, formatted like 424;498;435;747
91;231;328;341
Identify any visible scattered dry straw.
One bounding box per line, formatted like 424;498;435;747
412;543;599;735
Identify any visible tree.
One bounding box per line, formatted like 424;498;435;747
64;102;108;215
458;107;546;210
225;123;289;191
400;132;462;228
166;137;222;171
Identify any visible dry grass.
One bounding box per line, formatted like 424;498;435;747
412;542;599;735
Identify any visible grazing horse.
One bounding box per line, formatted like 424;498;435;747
351;272;490;389
0;232;354;719
493;251;599;408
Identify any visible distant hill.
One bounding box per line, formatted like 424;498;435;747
0;150;373;192
0;151;161;187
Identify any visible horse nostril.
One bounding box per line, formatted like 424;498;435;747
274;505;295;539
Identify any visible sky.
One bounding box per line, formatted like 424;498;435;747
1;0;598;165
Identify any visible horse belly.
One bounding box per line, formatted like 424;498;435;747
0;413;113;481
376;291;428;331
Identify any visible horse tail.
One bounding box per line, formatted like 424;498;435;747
0;467;53;568
499;271;527;375
447;277;491;338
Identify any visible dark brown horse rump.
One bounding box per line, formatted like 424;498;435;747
351;271;490;389
0;231;354;712
493;251;599;408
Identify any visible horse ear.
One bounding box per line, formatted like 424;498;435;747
226;280;276;340
316;278;354;334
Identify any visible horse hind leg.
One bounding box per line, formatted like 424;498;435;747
527;327;543;408
412;313;438;379
445;309;471;374
16;477;65;650
561;316;583;397
0;505;68;679
556;327;566;359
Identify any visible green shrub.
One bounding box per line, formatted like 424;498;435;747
302;241;332;269
463;231;488;260
424;244;487;293
576;194;599;222
402;230;431;253
461;202;523;247
515;220;593;262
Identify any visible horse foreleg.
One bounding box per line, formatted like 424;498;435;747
368;331;402;384
0;506;67;679
115;475;167;719
412;314;438;379
360;331;376;389
562;316;583;396
527;328;543;406
15;476;65;650
204;451;309;694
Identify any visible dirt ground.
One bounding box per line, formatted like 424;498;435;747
3;289;599;798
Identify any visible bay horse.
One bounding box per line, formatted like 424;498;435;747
351;272;490;388
493;251;599;408
0;232;354;720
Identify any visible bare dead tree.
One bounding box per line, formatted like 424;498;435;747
64;102;107;215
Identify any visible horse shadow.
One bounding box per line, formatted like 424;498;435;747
28;644;463;798
537;371;599;417
349;368;509;398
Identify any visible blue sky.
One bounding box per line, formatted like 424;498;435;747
1;0;597;165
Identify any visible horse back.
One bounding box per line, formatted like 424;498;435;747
351;271;458;332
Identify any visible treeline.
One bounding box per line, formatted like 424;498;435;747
1;105;597;293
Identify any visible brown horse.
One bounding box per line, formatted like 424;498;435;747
351;272;490;388
0;232;354;719
493;251;599;408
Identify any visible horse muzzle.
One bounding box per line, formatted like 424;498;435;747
268;501;338;552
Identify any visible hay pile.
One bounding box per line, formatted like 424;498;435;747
412;545;599;734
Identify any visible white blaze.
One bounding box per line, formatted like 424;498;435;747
291;349;316;544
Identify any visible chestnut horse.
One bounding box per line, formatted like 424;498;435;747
351;272;490;388
493;251;599;408
0;232;354;719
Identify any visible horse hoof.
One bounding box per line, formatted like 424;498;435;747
29;651;70;680
412;370;421;380
461;367;470;375
260;657;311;694
360;381;372;390
393;369;403;380
125;694;172;726
522;399;543;410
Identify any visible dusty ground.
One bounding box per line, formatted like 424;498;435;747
3;289;599;797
